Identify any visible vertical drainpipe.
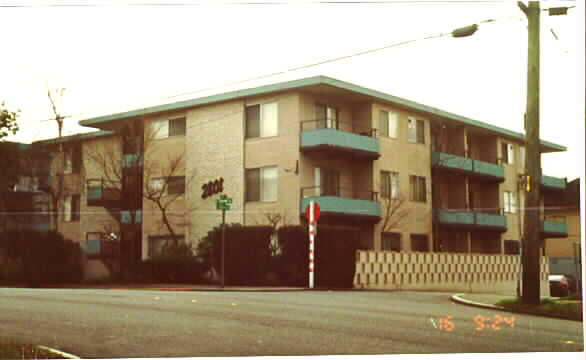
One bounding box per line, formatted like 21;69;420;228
242;100;246;226
463;127;471;253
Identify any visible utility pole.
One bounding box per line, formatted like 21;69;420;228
517;0;572;305
518;0;542;305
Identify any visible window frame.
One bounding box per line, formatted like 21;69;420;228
168;117;186;137
379;110;399;138
167;176;186;195
504;191;517;213
409;175;427;203
407;117;425;144
316;103;339;130
245;103;279;139
381;171;400;200
245;166;278;202
382;232;401;252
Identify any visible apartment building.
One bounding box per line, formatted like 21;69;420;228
15;76;570;273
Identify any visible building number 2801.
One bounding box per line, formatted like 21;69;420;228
201;177;224;199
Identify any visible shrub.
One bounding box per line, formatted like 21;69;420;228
203;223;273;285
0;230;83;287
129;256;205;284
276;225;359;288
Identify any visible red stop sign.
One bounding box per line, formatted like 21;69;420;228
305;202;320;221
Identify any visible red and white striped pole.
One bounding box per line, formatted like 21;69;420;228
309;200;315;289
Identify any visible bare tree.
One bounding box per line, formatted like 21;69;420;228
84;120;196;253
380;195;409;234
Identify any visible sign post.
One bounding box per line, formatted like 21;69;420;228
216;194;232;288
306;201;320;289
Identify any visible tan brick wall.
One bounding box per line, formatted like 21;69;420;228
186;100;246;246
354;250;550;295
545;210;581;257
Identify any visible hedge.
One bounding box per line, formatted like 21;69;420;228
204;224;273;285
277;225;360;288
128;256;206;283
0;230;83;287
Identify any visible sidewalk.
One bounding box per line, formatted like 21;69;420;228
452;293;583;321
49;283;308;292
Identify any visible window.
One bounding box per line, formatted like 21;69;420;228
504;240;520;255
409;175;426;202
153;117;186;139
167;176;185;195
315;168;340;196
379;110;399;138
381;171;399;199
408;117;425;144
316;104;339;129
63;194;80;222
246;166;278;202
246;103;278;138
382;232;401;251
411;234;429;252
149;178;165;192
504;191;517;213
501;142;515;165
519;146;525;167
63;147;80;174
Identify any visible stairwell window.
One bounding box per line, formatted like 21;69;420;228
408;117;425;144
246;166;278;202
409;175;426;202
246;103;278;138
379;110;399;138
315;104;339;130
167;176;186;195
381;171;399;199
504;191;517;213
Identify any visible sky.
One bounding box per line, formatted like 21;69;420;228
0;0;583;183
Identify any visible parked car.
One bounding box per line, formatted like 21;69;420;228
549;274;571;297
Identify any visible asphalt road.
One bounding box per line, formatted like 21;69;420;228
0;288;583;358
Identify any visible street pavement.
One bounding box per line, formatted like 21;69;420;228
0;287;583;358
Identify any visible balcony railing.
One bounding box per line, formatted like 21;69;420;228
435;208;507;232
87;179;121;208
300;120;380;159
300;186;381;221
432;152;504;182
542;216;568;238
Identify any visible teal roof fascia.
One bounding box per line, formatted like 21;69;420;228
78;75;566;152
33;130;114;146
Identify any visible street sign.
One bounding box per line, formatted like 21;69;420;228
216;194;233;211
305;202;320;221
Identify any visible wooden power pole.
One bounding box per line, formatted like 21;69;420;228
518;1;542;305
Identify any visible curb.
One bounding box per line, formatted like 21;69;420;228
451;294;583;322
37;345;80;359
108;287;308;292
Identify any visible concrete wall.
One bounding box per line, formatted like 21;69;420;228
354;250;550;296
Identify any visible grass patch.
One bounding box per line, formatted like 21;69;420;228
496;297;583;321
0;339;61;359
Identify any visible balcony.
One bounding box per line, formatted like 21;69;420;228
300;187;381;223
542;217;568;238
87;179;121;208
432;152;504;182
300;120;380;160
541;175;566;191
435;209;507;232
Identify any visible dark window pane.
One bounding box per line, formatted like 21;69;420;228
501;143;508;164
246;168;260;201
411;234;429;252
167;176;185;195
379;111;389;137
169;117;186;136
246;105;260;138
321;169;340;196
381;171;390;199
315;104;327;129
72;146;82;173
504;240;520;255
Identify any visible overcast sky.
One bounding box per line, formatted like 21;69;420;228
1;0;583;181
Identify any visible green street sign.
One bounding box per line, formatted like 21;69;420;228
216;195;233;211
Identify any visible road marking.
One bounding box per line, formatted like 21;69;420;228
192;299;198;303
154;296;160;300
37;346;80;359
231;303;237;306
562;340;575;344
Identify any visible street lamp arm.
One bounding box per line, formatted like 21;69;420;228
518;1;528;16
